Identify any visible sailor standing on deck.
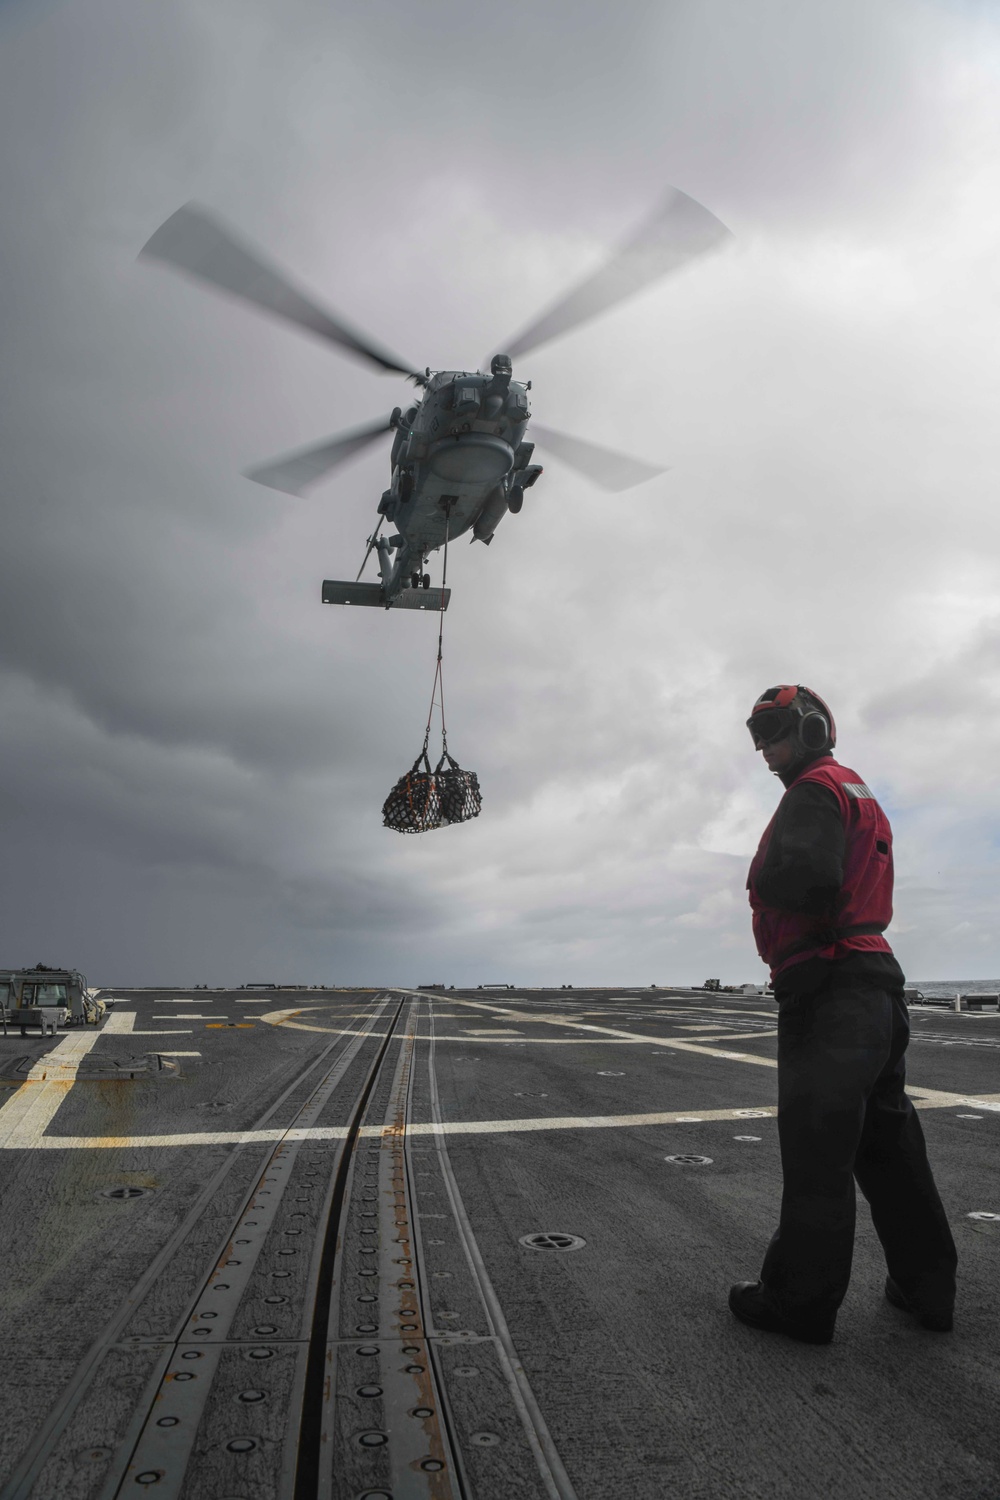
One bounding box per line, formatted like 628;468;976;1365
726;684;957;1344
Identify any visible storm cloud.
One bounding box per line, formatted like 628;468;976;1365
1;0;998;985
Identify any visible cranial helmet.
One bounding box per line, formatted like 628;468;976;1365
746;684;836;755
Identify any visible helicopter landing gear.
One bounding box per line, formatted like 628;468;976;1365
422;573;431;589
409;571;432;589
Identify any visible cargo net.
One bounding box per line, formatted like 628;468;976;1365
383;749;482;834
381;505;482;833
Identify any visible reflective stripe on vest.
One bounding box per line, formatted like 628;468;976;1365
746;758;894;981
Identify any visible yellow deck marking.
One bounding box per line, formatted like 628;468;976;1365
265;1008;779;1062
272;1020;780;1048
684;1030;777;1043
262;1008;305;1026
0;1029;102;1149
426;998;787;1063
1;1084;996;1149
277;1021;338;1033
2;992;988;1150
103;1012;136;1034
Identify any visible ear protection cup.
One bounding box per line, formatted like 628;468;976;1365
799;711;830;751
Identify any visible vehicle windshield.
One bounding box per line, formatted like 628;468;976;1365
20;982;68;1004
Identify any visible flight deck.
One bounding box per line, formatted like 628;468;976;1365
0;986;996;1499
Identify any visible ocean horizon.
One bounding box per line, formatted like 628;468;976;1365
910;978;1000;997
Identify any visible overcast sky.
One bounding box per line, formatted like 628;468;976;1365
1;0;998;987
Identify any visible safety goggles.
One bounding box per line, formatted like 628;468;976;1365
746;706;795;748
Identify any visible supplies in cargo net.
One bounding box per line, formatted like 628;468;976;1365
383;750;482;834
381;500;482;834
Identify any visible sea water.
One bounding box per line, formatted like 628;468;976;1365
912;978;1000;999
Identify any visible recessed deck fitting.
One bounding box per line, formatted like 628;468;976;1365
518;1231;586;1252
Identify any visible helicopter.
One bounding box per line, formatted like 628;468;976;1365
140;187;732;610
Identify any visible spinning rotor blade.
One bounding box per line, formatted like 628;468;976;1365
140;204;421;380
243;415;394;497
531;423;667;492
493;187;732;361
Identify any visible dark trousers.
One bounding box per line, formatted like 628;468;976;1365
759;979;958;1324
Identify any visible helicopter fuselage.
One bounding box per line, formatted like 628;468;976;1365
375;363;543;601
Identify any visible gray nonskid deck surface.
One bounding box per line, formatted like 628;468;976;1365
0;985;996;1499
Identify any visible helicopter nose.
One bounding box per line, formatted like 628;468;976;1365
429;436;513;484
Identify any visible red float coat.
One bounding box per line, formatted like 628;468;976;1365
747;757;894;984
